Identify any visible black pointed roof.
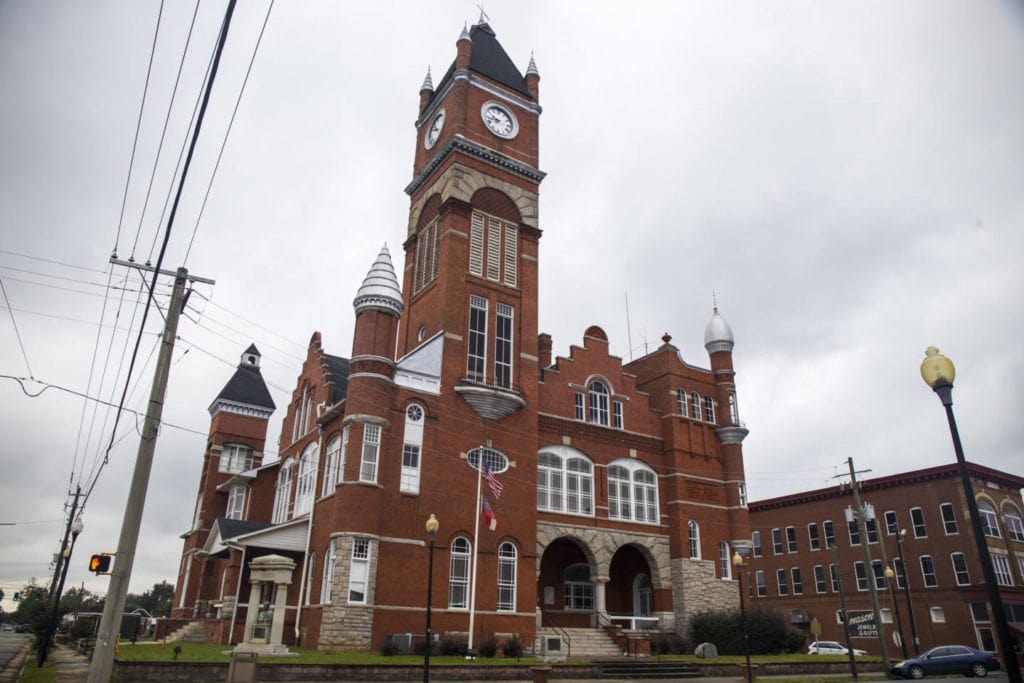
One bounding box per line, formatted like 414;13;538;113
432;22;532;106
324;354;350;404
215;357;275;410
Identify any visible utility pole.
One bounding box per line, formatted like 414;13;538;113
87;266;209;683
829;541;858;679
846;457;890;672
39;486;82;666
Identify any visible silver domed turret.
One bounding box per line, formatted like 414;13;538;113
353;244;403;316
704;307;734;354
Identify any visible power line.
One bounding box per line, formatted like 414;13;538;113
0;249;109;275
0;277;34;378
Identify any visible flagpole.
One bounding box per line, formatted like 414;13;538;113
467;458;483;655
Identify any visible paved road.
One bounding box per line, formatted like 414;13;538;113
0;632;32;682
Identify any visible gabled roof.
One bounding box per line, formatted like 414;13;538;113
324;354;350;404
431;22;532;108
213;363;275;411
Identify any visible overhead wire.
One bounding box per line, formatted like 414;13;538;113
0;277;34;378
0;250;109;275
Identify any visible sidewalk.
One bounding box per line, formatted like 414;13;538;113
52;644;89;682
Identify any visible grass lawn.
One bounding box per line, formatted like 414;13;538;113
17;658;55;683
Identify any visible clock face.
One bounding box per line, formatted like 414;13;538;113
424;109;445;149
481;102;518;139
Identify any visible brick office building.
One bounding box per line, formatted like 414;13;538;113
747;463;1024;660
171;18;753;653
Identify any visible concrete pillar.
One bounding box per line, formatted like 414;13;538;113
242;582;261;641
594;577;609;615
270;580;288;645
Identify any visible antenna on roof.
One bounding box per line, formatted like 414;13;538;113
712;289;719;313
476;4;490;24
625;291;634;361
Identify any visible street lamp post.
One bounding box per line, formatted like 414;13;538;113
893;529;920;656
884;566;908;660
731;539;753;683
38;509;82;667
920;347;1022;683
424;514;439;683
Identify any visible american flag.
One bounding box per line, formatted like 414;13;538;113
483;463;503;500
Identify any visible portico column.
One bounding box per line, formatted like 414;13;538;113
594;576;609;615
242;581;261;641
269;580;288;645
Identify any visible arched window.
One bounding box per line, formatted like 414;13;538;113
320;540;336;603
219;443;254;474
497;542;517;612
676;388;688;417
720;541;732;579
978;500;1000;537
607;459;658;524
588;381;609;425
322;435;340;495
1003;504;1024;542
272;459;293;523
703;394;716;423
728;392;739;424
294;442;319;516
401;404;425;494
449;537;471;609
688;520;701;559
226;485;246;520
537;448;593;515
691;391;701;419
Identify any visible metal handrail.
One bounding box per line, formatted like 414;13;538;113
539;609;572;660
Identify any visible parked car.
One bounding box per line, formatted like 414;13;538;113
807;640;867;656
0;624;13;632
890;645;1001;679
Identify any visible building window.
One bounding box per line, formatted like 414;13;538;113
866;518;879;544
607;459;658;523
497;542;517;612
564;564;594;610
688;520;701;559
226;485;246;520
467;295;488;382
872;559;886;590
786;526;797;553
305;551;316;606
776;568;788;596
720;541;732;579
691;391;701;419
755;570;766;597
677;388;688;417
349;538;370;603
449;537;471;609
930;607;945;623
339;425;349;482
728;391;739;424
292;385;314;443
791;568;803;595
978;500;1000;538
1017;557;1024;586
884;510;898;535
321;541;336;603
1004;505;1024;542
992;554;1012;586
751;530;761;557
814;565;827;593
588;381;610;426
940;502;959;535
294;442;318;516
881;608;892;624
703;394;715;422
911;507;927;538
219;443;254;474
823;520;835;548
893;558;907;589
574;392;584;420
848;518;861;546
537;449;594;515
951;552;970;585
414;216;441;293
494;303;513;389
468;209;517;287
808;523;820;551
272;459;293;523
829;564;840;592
612;400;623;429
920;555;937;587
400;404;425;494
322;435;341;495
855;561;868;591
772;528;783;555
360;423;381;482
738;482;748;508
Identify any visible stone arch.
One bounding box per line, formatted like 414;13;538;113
407;163;539;236
536;522;671;589
471;187;521;223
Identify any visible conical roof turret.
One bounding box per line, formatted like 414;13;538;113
704;307;735;354
353;244;403;316
208;343;276;416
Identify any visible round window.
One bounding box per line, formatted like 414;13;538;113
467;446;509;474
406;404;423;421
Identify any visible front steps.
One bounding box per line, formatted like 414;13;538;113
599;658;704;679
536;626;624;659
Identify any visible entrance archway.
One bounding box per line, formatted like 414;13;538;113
537;537;597;628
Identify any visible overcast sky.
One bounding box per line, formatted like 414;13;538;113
2;1;1022;604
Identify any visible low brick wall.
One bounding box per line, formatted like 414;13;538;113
112;662;602;682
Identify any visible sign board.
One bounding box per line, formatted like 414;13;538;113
846;610;877;638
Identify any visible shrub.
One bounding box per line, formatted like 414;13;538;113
783;626;807;653
691;606;795;655
502;634;523;659
439;634;468;656
651;633;688;655
478;636;498;658
380;639;400;656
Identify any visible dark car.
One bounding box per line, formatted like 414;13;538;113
891;645;1001;679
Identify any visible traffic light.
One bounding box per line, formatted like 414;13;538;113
12;592;19;602
89;553;113;574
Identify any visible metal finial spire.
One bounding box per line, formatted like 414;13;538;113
526;51;539;77
712;290;718;313
476;5;490;25
420;66;433;92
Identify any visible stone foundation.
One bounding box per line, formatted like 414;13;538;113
670;557;737;637
319;534;378;651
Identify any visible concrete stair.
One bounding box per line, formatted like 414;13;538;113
599;659;704;679
537;626;624;659
164;620;206;643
